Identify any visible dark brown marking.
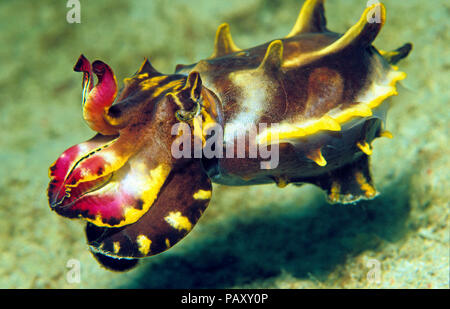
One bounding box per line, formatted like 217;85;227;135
135;199;144;210
96;166;104;176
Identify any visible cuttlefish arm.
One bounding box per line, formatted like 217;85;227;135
49;57;166;228
49;58;216;271
48;130;161;228
74;55;118;135
85;159;212;270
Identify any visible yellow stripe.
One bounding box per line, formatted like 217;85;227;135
190;74;199;102
151;79;184;97
257;114;341;145
257;68;406;146
139;75;168;90
166;92;184;109
355;172;377;198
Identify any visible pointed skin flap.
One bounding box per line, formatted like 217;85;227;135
258;40;284;72
210;23;241;58
286;0;327;37
135;58;163;77
379;43;413;65
283;3;386;68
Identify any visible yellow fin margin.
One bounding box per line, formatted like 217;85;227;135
259;40;284;71
257;65;406;146
306;148;327;166
283;3;386;68
257;114;341;145
286;0;326;37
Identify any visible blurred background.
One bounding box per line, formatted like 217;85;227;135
0;0;448;288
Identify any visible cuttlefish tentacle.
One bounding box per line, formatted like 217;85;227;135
74;54;119;135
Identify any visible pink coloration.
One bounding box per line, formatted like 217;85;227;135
64;153;108;186
61;135;132;188
50;150;148;226
48;134;115;205
65;188;138;226
48;132;147;226
60;176;109;205
61;190;131;226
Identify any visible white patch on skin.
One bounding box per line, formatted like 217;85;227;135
100;151;119;165
355;69;405;107
121;160;150;197
77;144;91;154
224;71;273;143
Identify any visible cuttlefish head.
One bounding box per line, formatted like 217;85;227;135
48;55;219;269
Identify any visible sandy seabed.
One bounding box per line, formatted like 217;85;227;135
0;0;448;288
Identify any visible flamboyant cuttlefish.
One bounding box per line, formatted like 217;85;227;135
48;0;411;271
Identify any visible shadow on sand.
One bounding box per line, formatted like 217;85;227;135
119;171;414;288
